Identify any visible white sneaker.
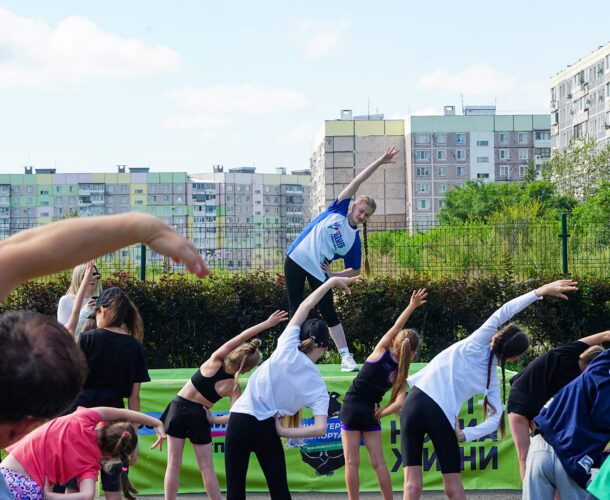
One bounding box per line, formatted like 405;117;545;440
341;353;360;372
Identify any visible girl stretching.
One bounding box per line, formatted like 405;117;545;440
0;406;165;500
161;310;288;500
285;147;400;371
400;280;578;500
340;289;427;500
225;275;361;500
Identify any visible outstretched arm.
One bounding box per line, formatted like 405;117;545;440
337;147;400;202
577;330;610;346
0;212;209;300
91;407;166;450
275;414;328;438
210;310;288;362
288;276;361;328
375;289;427;351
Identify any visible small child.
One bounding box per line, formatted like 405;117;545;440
0;406;165;500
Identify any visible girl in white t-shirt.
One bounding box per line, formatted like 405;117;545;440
225;275;361;500
400;280;578;500
57;261;102;337
285;147;400;372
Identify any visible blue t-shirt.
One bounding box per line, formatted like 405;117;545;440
286;198;361;282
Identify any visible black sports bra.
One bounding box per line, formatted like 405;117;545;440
190;364;234;403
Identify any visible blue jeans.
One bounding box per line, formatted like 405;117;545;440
523;434;588;500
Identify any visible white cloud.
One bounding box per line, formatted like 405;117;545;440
0;8;180;88
293;18;348;60
287;122;315;145
416;64;548;113
166;84;311;114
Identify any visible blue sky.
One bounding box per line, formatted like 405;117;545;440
0;0;607;174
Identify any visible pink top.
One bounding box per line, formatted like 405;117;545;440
6;407;103;487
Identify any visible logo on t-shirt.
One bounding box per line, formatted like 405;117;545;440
327;223;340;231
577;455;594;474
330;231;345;250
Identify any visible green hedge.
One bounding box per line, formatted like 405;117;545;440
2;272;609;369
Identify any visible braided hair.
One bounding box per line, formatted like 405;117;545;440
98;421;138;499
354;195;376;276
225;338;262;389
483;324;530;439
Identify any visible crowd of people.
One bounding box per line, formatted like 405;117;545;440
0;149;608;500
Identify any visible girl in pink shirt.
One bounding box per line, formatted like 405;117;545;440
0;406;165;500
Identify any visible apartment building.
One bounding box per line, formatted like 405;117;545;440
310;110;407;225
406;106;550;227
550;41;610;151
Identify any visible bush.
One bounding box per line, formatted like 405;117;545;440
2;272;609;369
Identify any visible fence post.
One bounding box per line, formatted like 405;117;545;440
140;244;146;281
559;213;569;275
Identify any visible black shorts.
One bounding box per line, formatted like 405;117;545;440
506;386;536;421
339;397;381;432
400;386;461;474
59;463;124;493
161;395;212;445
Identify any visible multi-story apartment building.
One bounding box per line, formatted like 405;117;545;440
550;41;610;151
310;110;407;225
406;106;551;227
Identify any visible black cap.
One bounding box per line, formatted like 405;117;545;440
300;319;329;348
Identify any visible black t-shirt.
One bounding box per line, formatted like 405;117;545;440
510;340;588;417
77;328;150;406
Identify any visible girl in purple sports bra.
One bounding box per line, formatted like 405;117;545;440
338;289;427;500
160;310;288;500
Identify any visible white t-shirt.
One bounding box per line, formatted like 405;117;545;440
286;198;361;282
407;290;542;443
57;294;93;336
230;325;330;420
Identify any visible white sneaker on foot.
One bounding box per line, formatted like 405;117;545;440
341;353;360;372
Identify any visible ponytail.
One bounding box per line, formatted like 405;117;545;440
376;329;419;419
93;289;144;341
297;337;316;354
98;421;138;499
363;221;371;277
225;338;262;389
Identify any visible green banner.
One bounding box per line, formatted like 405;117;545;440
130;364;521;493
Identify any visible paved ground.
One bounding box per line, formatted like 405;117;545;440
137;491;521;499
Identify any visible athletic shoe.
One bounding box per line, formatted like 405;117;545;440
341;353;360;372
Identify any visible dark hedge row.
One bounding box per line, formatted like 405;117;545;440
2;272;609;369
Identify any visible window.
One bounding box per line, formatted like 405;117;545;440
499;133;508;144
121;184;128;193
437;167;447;177
108;185;114;193
415;183;430;193
456;133;465;144
135;200;143;205
416;216;431;227
163;195;170;202
10;186;19;194
175;184;185;193
436;134;447;144
535;131;551;140
518;133;528;144
134;189;143;194
415;150;430;161
437;150;447;160
163;184;171;193
519;165;527;177
456;149;465;160
500;149;510;160
500;165;509;177
476;140;489;146
26;197;33;204
438;183;447;193
416;167;429;176
476;173;489;179
476;157;489;163
438;200;446;208
26;186;33;193
416;199;429;210
149;185;156;193
121;196;128;204
415;134;429;144
56;197;63;204
55;186;61;193
57;207;63;215
40;201;49;206
457;167;466;177
519;149;528;161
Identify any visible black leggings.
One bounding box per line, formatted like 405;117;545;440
400;387;461;474
225;412;291;500
284;255;340;327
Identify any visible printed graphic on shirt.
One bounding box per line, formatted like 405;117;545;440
577;455;594;474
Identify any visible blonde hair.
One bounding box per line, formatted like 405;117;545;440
354;196;376;276
225;338;262;389
67;263;102;296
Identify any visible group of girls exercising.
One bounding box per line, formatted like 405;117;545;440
0;148;606;500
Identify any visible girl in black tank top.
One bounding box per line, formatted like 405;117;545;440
339;289;427;500
161;310;288;500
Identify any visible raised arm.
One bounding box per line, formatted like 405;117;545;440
577;330;610;346
0;212;209;300
375;289;427;351
65;261;94;336
469;280;578;345
210;310;288;361
337;147;400;202
288;276;361;328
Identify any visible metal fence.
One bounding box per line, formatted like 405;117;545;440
6;215;610;281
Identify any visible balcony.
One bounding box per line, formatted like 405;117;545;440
551;123;560;136
572;83;589;101
573;109;589;126
78;196;92;206
550;100;559;112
